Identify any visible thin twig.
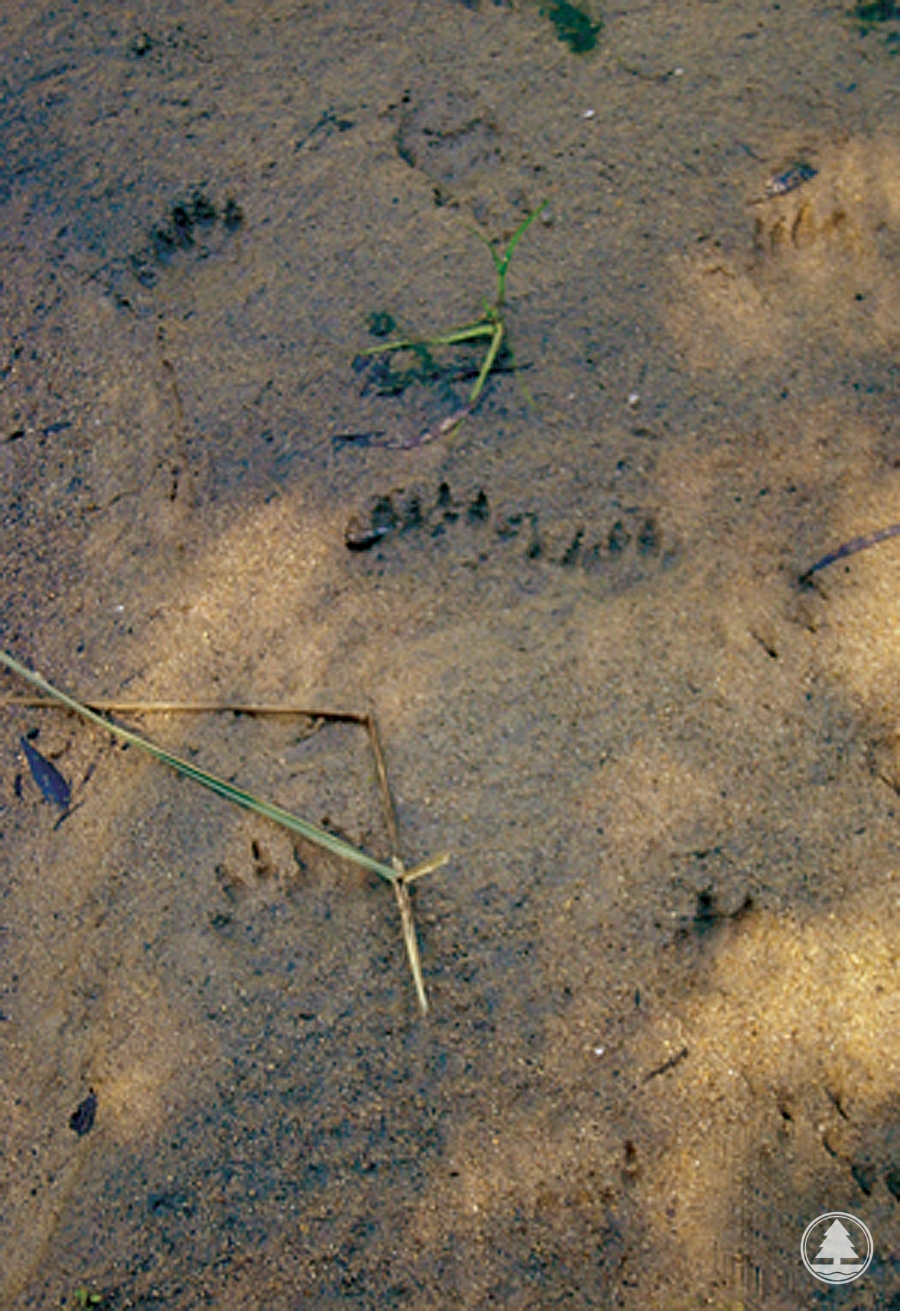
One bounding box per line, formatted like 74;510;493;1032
0;694;366;719
800;523;900;584
364;711;402;854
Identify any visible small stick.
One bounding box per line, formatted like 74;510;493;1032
800;523;900;584
394;402;475;451
362;202;547;446
0;695;367;720
364;711;401;854
643;1046;689;1084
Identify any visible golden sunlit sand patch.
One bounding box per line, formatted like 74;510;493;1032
667;253;785;375
667;132;900;381
94;975;217;1144
0;964;218;1301
418;896;899;1303
631;895;900;1292
809;549;900;721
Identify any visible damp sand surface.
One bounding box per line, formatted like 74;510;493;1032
2;1;900;1306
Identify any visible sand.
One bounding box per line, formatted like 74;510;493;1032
1;1;899;1305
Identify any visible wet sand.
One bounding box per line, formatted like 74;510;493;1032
2;1;900;1305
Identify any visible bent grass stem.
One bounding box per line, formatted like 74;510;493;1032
0;647;447;1011
364;202;547;440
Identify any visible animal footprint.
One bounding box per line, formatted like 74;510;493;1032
344;480;669;581
129;190;244;287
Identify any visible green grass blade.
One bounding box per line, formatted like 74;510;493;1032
393;877;428;1014
468;322;505;406
364;321;495;356
495;201;548;301
0;648;402;884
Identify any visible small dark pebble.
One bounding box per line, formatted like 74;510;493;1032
70;1089;97;1136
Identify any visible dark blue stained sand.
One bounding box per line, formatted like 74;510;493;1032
20;736;71;808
